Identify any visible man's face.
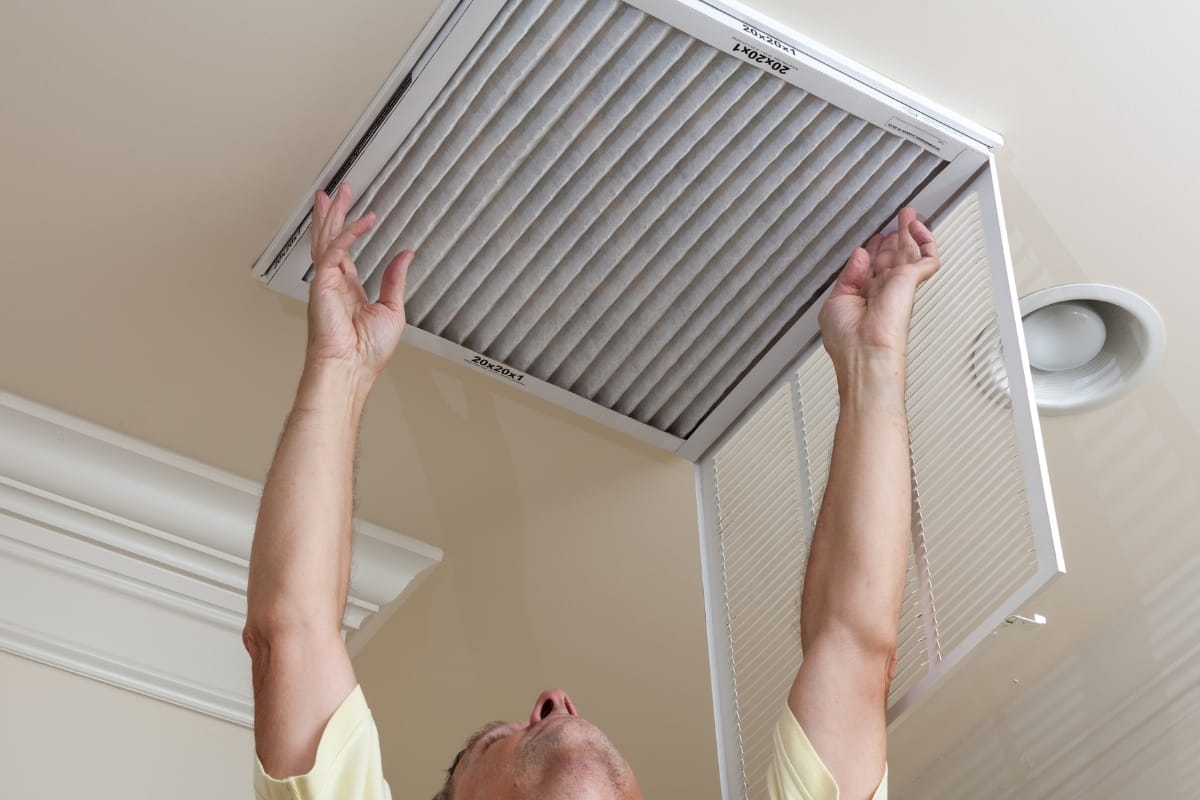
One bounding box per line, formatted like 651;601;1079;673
447;689;642;799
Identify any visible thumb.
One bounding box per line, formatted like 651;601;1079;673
830;247;871;299
377;250;414;313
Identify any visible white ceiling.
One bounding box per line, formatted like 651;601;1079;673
1;0;1197;796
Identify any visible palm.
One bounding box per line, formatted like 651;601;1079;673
306;185;414;377
819;207;941;364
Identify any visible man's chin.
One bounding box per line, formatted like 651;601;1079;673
534;716;612;751
529;718;630;771
518;720;641;799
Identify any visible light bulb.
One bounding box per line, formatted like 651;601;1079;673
1022;301;1107;372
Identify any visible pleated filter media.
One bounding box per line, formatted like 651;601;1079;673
705;192;1048;798
324;0;946;438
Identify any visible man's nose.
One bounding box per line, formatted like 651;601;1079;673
530;688;578;725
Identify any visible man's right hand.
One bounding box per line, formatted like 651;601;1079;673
817;207;940;378
306;184;414;380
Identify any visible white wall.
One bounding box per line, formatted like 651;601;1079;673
0;651;252;799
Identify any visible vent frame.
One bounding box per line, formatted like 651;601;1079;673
251;0;1001;457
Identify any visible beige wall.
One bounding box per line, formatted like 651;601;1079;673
0;650;251;799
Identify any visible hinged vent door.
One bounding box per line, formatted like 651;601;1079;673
698;163;1063;800
255;0;995;454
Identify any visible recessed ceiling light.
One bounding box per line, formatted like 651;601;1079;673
973;283;1165;415
1022;301;1108;372
1019;284;1165;414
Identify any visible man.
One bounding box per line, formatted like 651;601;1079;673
243;184;940;799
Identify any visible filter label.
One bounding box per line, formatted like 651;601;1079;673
738;23;799;57
731;40;791;74
465;354;527;385
885;115;947;156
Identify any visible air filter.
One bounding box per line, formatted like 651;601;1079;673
254;0;998;457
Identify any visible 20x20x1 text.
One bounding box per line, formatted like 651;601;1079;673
465;355;527;384
731;41;791;74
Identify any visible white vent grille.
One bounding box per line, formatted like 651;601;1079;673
905;192;1039;655
703;184;1062;798
711;382;807;798
326;0;945;438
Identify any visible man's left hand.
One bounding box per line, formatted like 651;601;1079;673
306;184;413;380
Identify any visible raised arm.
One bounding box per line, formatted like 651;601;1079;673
788;208;940;799
242;185;414;778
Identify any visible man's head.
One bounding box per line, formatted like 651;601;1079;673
434;689;642;800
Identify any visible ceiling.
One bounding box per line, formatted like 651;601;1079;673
1;0;1197;797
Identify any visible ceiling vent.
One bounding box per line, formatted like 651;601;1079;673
254;0;998;458
253;1;1064;797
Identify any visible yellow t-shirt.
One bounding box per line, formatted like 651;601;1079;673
254;686;391;800
253;686;884;799
768;704;887;799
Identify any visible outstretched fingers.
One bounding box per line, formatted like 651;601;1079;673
830;247;871;298
311;190;331;259
329;184;352;243
865;233;883;261
909;218;938;260
319;187;345;258
324;211;374;261
311;185;355;262
908;218;941;281
309;211;376;288
897;207;920;262
377;251;415;313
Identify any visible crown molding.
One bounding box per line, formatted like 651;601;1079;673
0;390;442;727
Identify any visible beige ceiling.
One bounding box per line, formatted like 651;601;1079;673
2;0;1197;797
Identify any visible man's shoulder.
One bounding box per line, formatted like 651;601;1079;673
767;704;887;800
254;686;392;800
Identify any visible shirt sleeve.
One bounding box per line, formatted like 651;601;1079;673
766;703;887;800
254;685;392;800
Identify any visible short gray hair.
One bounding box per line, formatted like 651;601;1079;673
431;744;468;800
